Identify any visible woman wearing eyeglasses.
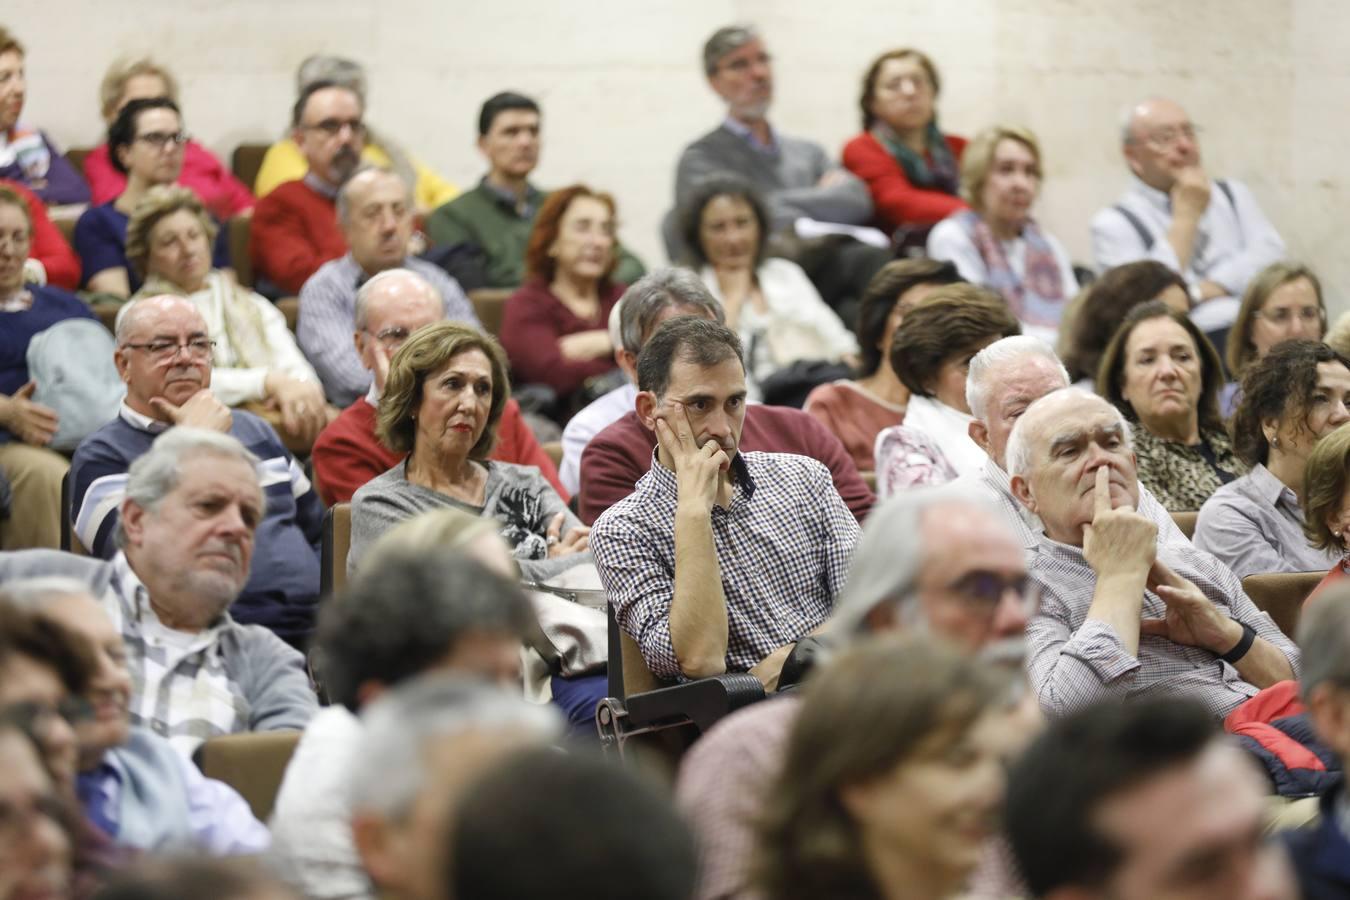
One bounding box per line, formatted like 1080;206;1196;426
125;185;328;453
73;98;230;300
1221;262;1328;414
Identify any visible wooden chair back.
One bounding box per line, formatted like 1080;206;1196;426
1241;571;1325;640
195;730;301;821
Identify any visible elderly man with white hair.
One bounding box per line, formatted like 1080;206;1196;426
0;427;317;756
1089;96;1285;333
1006;387;1298;719
960;335;1187;550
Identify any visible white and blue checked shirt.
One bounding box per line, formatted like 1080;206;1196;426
1026;533;1300;720
591;450;859;681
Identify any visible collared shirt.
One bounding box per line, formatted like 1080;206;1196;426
1090;175;1285;299
103;554;246;756
591;450;859;680
558;382;637;495
1194;463;1340;579
296;253;478;407
721;115;779;155
1026;532;1300;720
480;176;542;220
302;172;339;200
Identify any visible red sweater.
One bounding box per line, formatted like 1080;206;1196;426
499;278;623;398
250;179;348;295
578;404;874;525
3;178;80;290
311;394;567;506
841;132;968;232
83;141;254;220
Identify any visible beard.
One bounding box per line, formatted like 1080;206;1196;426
331;145;362;183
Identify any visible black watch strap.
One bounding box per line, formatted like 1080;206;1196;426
1219;621;1257;665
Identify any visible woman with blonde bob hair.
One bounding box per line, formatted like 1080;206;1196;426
126;185;328;451
756;636;1013;900
1226;261;1327;378
350;322;590;580
927;125;1078;340
1301;421;1350;600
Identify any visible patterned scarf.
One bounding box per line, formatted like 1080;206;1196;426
872;121;960;195
139;271;274;370
954;210;1065;327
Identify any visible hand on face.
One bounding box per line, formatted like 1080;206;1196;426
1083;465;1157;578
654;400;731;512
1169;165;1211;217
149;388;232;432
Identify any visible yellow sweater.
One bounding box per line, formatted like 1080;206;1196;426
252;139;457;212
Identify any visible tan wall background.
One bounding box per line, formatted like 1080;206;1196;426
10;0;1346;312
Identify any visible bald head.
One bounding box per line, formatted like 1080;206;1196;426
355;268;447;392
1121;97;1202;191
114;294;213;418
340;168;415;275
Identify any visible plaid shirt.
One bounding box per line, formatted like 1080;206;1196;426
1026;533;1301;720
591;450;859;681
104;553;246;757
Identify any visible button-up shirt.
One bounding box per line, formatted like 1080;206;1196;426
1194;463;1340;579
591;450;859;680
1026;532;1300;720
721;115;779;155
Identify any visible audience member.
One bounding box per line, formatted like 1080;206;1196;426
310;268;563;505
590;317;859;687
347;675;561;900
675;26;872;235
2;429;318;755
84;58;253;219
2;177;79;289
1098;300;1244;510
1091;96;1285;334
70;296;323;645
253;55;456;214
447;746;699;900
0;713;76;900
1008;388;1297;718
677;484;1035;900
94;857;301;900
874;285;1020;493
680;173;859;399
424;91;645;290
8;577;270;854
1225;260;1326;382
841;48;967;234
1302;423;1350;598
756;638;1014;900
298;167;476;406
270;550;535;900
498;184;626;412
0;186;96;550
803;259;962;471
249;80;365;295
75;98;229;299
1006;697;1298;900
0;27;89;205
1196;340;1349;577
928;125;1078;340
347;322;587;580
1060;259;1189;384
126;186;328;452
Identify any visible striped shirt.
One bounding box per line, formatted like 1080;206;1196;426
591;450;859;681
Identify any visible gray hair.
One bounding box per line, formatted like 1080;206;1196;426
353;267;440;332
1005;387;1132;480
114;294;202;342
336;165;412;227
3;577;98;611
348;673;561;820
702;25;759;76
618;268;725;354
1298;584;1350;700
965;336;1070;422
297;54;367;100
115;428;262;549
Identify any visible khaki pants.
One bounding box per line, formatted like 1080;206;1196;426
0;442;69;550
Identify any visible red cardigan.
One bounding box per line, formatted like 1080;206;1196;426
83;141;254;220
250;179;348;295
499;278;623;398
3;178;80;290
310;394;568;506
841;131;968;231
578;404;874;525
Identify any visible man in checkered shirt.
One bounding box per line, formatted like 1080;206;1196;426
590;317;859;689
1007;388;1299;719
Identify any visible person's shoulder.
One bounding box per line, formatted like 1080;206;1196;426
589;409;646;449
841;132;877;156
299;256;351;293
73;415;138;465
592;481;663;536
484;458;547;485
682;124;734;154
220;617;304;667
0;549;113;584
351;462;407;501
802;380;851;410
228;408;287;448
744;402;831;446
74;202;120;232
777;131;826;157
743;449;831;483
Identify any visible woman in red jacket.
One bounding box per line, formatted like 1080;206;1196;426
842;49;967;236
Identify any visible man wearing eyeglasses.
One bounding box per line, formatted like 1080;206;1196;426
309;267;564;505
67;295;325;648
250;80;368;296
1091;97;1285;336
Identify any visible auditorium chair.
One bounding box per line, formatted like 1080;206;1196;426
861;470;877;492
195;730;301;821
320;502;352;596
1241;570;1324;640
1171;510;1198;540
228;216;254;288
64;147;91;178
468;288;510;336
542;441;563;468
595;604;764;761
231;144;271;192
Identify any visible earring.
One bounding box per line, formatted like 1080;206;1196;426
1270;435;1280;448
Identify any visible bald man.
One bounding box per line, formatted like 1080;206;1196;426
1090;97;1285;333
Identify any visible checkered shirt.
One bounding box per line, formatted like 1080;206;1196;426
1026;534;1301;720
591;450;859;681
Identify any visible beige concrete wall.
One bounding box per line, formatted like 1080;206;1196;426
9;0;1346;311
